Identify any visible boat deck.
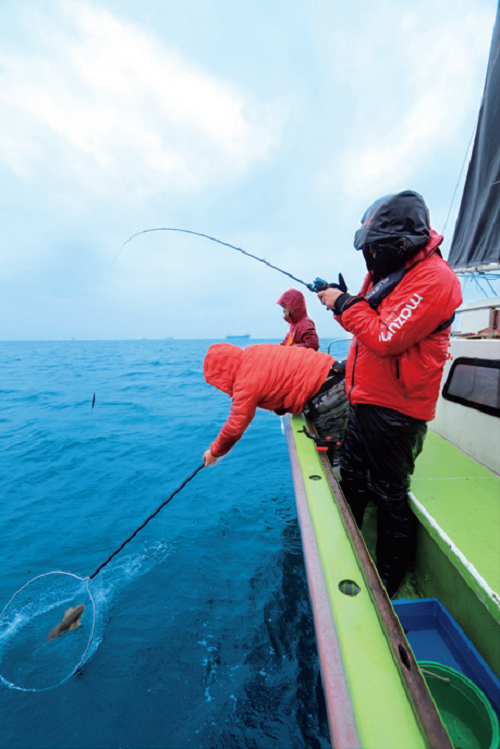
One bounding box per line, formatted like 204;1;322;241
410;430;500;676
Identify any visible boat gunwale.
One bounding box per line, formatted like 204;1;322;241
285;414;453;749
284;414;360;749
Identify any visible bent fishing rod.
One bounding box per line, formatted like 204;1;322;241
114;227;347;295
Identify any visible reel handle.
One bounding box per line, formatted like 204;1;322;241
307;273;347;294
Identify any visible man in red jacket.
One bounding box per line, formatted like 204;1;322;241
318;191;462;598
202;343;347;466
277;288;320;350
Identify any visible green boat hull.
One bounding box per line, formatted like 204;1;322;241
285;414;452;749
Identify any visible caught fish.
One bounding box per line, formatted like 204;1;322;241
46;604;85;642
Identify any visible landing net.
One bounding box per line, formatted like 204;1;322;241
0;572;95;692
0;464;203;692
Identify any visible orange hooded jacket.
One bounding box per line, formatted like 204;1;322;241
204;343;333;457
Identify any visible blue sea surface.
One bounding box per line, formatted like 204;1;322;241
0;338;350;749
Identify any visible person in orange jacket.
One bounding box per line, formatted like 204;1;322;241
277;289;319;350
202;343;348;466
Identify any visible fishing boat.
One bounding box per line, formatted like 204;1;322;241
226;334;251;340
284;7;500;749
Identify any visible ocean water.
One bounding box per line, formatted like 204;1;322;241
0;338;350;749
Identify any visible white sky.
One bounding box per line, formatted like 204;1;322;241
0;0;498;340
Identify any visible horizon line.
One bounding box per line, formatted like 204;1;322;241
0;336;353;343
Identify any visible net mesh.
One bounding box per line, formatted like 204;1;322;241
0;572;95;692
0;465;202;692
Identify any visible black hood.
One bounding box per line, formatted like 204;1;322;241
354;191;431;280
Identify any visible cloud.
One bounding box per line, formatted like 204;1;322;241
0;0;283;201
329;2;496;199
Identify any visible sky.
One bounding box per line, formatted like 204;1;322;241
0;0;498;341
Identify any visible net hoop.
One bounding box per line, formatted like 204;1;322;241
0;465;203;691
0;571;96;692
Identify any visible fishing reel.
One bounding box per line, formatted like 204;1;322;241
307;273;347;294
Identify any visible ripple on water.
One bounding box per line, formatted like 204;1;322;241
0;340;331;749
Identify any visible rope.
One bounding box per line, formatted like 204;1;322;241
441;23;500;237
89;463;205;580
113;227;310;290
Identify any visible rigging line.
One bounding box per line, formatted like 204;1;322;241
89;463;204;580
468;270;498;296
441;124;478;238
485;276;497;296
474;275;489;298
441;27;500;238
113;227;310;290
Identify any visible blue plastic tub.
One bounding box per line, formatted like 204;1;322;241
393;598;500;720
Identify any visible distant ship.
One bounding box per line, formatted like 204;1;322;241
226;334;251;340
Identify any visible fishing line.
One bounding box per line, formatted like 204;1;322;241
0;463;204;692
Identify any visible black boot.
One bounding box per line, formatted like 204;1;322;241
376;534;411;599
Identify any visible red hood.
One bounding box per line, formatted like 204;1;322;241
203;343;244;396
277;289;307;323
405;229;444;269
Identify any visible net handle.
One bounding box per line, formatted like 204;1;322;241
89;464;205;580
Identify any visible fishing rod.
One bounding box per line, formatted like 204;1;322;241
114;227;347;294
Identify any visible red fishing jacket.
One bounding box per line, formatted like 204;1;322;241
277;289;319;350
336;233;462;421
204;343;333;457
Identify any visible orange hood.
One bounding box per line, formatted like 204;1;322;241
203;343;244;396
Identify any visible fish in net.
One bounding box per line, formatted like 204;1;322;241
0;464;203;692
0;572;94;692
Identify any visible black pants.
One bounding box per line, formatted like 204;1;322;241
340;403;427;596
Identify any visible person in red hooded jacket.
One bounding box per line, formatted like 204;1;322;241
202;343;348;466
317;191;462;598
277;289;319;350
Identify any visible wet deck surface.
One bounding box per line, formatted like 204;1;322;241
411;430;500;600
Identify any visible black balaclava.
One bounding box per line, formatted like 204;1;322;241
354;191;431;282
